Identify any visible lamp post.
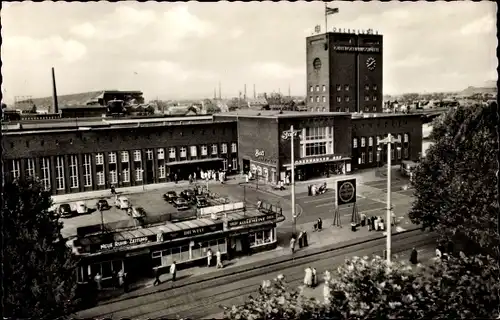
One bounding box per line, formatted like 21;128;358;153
379;133;401;264
281;125;302;236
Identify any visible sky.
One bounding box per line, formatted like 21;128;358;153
1;1;497;102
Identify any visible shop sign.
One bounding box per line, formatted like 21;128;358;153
333;46;380;53
228;213;277;228
99;236;149;251
294;155;344;165
162;223;224;241
255;149;265;158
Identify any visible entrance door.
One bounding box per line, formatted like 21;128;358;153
242;159;250;174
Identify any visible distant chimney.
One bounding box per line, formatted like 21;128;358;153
244;84;247;100
253;84;256;99
218;81;222;100
51;67;59;114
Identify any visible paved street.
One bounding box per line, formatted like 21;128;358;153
74;230;437;320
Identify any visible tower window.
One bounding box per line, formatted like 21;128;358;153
310;86;314;92
322;96;326;103
322;85;326;92
316;96;320;102
365;85;370;91
345;96;350;102
344;85;350;91
336;84;341;91
316;85;320;92
337;96;342;102
373;85;378;90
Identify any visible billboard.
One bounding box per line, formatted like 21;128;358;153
337;178;357;206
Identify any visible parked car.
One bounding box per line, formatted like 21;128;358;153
173;198;190;211
115;196;130;210
96;199;110;211
58;203;72;218
72;201;89;215
130;206;146;219
180;189;195;201
195;195;209;208
48;204;60;219
163;191;178;203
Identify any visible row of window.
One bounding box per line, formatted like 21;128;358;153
310;84;378;93
358;147;409;164
309;96;377;103
152;238;227;268
250;165;277;184
7;153;238;191
353;134;409;148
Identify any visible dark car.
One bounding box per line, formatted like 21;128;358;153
180;189;196;201
173;198;190;211
96;199;110;211
58;203;72;218
195;195;209;208
163;191;178;203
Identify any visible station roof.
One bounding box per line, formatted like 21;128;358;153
216;110;351;119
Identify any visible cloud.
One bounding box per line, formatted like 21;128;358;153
459;15;495;35
137;60;216;82
229;28;244;39
2;36;87;63
251;62;305;79
70;6;155;40
391;54;440;68
161;5;215;39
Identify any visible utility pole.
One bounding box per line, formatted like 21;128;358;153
380;133;401;264
282;126;302;235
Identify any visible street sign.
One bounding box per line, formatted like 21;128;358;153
337;178;357;206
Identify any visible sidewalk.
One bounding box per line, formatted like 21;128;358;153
51;176;245;204
92;219;413;305
241;167;401;198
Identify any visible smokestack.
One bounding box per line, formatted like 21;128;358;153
244;84;247;100
51;67;59;114
288;84;291;98
214;88;216;100
253;84;256;99
218;81;222;100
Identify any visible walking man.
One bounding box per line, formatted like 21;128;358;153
290;237;296;254
153;268;161;286
207;248;213;267
170;261;177;282
216;249;223;268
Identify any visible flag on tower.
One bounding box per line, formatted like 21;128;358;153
325;6;339;15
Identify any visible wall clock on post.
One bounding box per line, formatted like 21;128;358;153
366;57;376;71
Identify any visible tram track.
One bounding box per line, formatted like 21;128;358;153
77;229;437;320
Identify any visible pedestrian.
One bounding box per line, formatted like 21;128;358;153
123;271;129;293
317;218;323;231
303;231;309;247
371;216;376;230
368;221;372;231
410;247;418;265
308;185;312;196
111;184;116;195
298;231;304;248
118;269;125;287
435;248;442;259
94;273;102;290
380;219;385;231
216;249;223;268
304;267;312;287
112;270;118;288
174;173;178;184
189;174;193;184
312;267;317;287
153;268;161;286
207;248;213;267
290;237;296;254
193;171;197;182
360;213;366;227
170;261;177;282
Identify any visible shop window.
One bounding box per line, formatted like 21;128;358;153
249;229;275;247
361;152;366;164
369;151;373;163
397;148;402;159
404;147;409;159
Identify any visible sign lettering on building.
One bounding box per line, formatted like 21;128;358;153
162;223;224;241
99;236;149;251
255;149;265;158
294;155;344;165
228;214;277;228
333;46;380;53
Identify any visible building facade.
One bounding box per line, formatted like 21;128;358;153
351;114;423;169
2;116;239;194
306;31;383;113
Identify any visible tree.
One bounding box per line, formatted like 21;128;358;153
409;102;499;256
2;177;79;319
222;275;346;320
225;255;500;320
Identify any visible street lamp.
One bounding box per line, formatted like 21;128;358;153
379;133;401;264
281;125;302;236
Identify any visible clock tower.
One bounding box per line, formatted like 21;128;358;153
306;30;383;113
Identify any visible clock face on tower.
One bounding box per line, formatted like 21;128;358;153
366;57;376;71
